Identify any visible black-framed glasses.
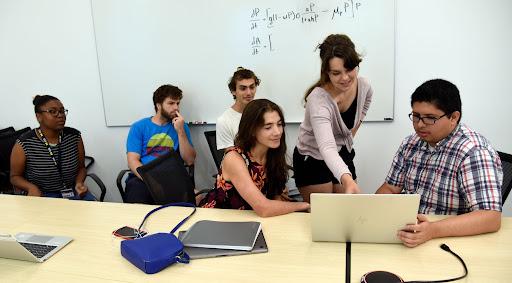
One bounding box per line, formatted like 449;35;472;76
408;113;448;125
38;109;68;117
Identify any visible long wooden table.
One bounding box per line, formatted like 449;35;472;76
0;195;510;282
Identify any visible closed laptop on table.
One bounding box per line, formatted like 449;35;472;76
180;220;261;251
178;230;268;259
0;232;72;262
311;193;420;243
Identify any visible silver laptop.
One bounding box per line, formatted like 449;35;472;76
178;230;268;259
0;232;73;262
311;193;420;243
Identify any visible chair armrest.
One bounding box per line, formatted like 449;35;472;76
116;169;131;202
84;156;95;170
86;173;106;202
0;170;8;181
185;164;194;177
0;170;13;194
184;164;195;187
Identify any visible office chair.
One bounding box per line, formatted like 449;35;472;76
0;127;15;135
498;151;512;205
83;155;107;202
0;127;31;193
203;130;225;171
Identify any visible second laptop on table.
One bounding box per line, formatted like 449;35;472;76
311;193;420;243
180;220;262;251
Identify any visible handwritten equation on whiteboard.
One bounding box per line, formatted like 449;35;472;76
249;1;362;55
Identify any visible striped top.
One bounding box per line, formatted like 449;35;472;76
17;127;81;192
385;124;502;215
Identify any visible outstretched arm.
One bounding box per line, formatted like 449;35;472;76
222;151;309;217
398;210;501;248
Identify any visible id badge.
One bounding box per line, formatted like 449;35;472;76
60;188;75;198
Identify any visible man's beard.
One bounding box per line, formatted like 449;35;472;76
161;111;176;122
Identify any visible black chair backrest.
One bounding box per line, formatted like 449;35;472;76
0;127;15;135
498;151;512;205
203;130;225;170
136;150;195;205
0;127;31;172
84;156;95;170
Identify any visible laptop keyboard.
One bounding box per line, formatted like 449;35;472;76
19;242;57;258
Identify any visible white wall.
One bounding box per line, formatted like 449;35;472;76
1;0;511;215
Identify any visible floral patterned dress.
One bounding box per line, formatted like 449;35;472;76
200;147;267;210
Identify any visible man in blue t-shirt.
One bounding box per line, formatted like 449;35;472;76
125;84;196;204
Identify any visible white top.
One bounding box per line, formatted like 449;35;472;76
216;107;242;149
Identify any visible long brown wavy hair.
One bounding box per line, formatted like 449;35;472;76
304;34;362;103
234;99;287;199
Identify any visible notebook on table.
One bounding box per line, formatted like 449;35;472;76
0;232;73;262
180;220;261;251
311;193;420;243
178;230;268;259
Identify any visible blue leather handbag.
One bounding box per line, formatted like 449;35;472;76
120;202;196;274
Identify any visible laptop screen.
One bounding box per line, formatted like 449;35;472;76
311;194;420;243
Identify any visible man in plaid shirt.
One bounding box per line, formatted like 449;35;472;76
377;79;503;247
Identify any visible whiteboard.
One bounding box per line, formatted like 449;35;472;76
91;0;395;126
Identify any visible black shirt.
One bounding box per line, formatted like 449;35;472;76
340;93;358;129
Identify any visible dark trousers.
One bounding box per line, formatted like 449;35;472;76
125;174;154;204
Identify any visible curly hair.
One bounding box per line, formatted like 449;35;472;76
227;67;260;99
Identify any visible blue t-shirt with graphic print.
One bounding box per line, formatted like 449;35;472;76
126;117;193;165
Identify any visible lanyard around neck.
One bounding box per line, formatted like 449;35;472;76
37;128;67;190
37;128;62;167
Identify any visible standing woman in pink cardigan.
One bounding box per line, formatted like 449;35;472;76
293;34;373;203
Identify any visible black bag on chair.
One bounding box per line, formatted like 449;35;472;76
136;150;195;205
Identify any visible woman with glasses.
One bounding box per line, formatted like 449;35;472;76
293;34;373;203
10;95;96;200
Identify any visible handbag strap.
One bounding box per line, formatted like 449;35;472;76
136;202;196;236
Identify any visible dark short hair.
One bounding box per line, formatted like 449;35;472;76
411;79;462;123
227;67;260;99
234;99;287;199
33;95;60;113
153;84;183;112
